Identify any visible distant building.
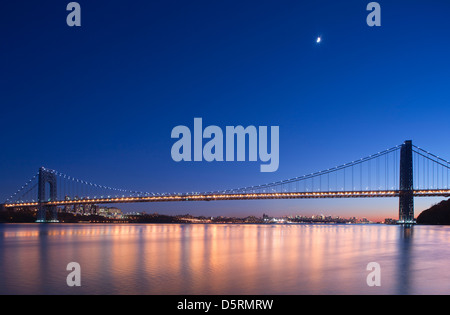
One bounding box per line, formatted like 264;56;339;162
98;207;123;219
384;218;397;225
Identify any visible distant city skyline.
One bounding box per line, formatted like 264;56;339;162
2;1;450;222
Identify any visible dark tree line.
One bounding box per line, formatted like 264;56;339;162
417;199;450;225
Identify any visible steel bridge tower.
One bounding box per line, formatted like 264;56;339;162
398;140;415;224
37;167;59;222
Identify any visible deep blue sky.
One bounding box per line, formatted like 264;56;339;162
1;0;450;220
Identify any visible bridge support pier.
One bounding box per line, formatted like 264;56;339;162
398;140;415;224
37;167;59;223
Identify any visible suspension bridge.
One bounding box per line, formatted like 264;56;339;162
3;140;450;224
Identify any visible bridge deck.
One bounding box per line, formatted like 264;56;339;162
4;189;450;208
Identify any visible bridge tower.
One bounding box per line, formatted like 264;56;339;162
37;167;59;222
398;140;415;224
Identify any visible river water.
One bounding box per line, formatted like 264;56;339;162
0;223;449;295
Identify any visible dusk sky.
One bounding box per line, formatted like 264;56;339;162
1;0;450;221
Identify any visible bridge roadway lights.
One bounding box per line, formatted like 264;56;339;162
6;189;450;224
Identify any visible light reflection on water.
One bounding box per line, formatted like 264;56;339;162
0;223;449;295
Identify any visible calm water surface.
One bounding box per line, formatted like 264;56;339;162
0;223;449;295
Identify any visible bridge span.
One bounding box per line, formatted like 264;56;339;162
3;140;450;224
